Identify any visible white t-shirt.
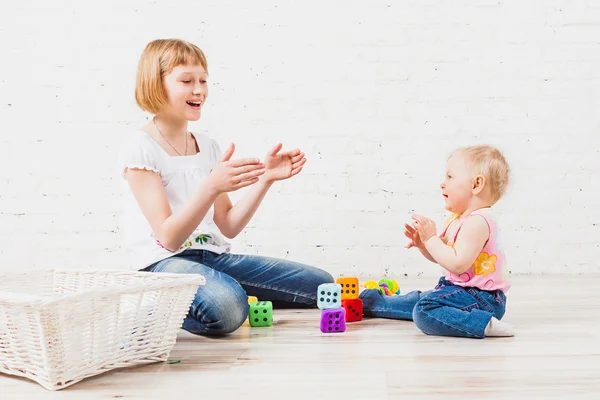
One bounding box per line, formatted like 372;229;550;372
119;130;231;270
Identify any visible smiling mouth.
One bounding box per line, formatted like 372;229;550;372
186;101;202;107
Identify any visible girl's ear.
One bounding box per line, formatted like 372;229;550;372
472;175;485;195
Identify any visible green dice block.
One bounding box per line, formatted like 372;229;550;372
249;301;273;327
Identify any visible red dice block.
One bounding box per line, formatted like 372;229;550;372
342;298;363;322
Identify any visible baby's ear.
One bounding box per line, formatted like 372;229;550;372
472;175;485;194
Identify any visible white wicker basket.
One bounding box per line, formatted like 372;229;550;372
0;269;205;390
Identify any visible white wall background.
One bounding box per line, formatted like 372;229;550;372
0;0;598;277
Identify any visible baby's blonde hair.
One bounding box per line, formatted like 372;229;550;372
450;145;510;204
135;39;208;114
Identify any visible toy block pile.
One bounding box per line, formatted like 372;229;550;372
317;277;363;333
245;277;401;331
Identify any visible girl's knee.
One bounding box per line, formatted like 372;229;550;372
212;292;249;334
186;282;249;335
188;298;248;335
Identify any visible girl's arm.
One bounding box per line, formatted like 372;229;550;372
126;170;219;251
125;145;264;252
213;143;306;239
412;214;489;275
212;180;273;239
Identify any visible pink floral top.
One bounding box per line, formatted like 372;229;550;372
440;208;511;293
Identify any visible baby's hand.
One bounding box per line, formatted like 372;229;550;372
411;214;437;243
404;223;424;249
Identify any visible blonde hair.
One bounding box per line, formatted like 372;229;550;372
451;145;510;204
135;39;208;114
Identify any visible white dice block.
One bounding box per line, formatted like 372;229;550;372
317;283;342;309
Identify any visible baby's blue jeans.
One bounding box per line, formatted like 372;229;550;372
360;277;507;338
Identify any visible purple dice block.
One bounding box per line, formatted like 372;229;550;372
320;308;346;333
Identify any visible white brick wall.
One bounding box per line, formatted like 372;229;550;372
0;0;598;277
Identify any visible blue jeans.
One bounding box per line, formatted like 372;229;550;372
359;277;507;339
143;249;334;336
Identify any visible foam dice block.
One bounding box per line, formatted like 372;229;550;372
317;283;342;309
336;277;359;300
249;301;273;327
244;296;260;326
342;298;363;322
320;308;346;333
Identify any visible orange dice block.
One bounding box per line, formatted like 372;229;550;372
336;277;359;300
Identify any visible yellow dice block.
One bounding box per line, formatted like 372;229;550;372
243;296;260;326
336;277;359;300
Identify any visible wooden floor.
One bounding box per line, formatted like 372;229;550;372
2;275;600;399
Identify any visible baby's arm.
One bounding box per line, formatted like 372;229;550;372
418;247;437;263
414;215;489;275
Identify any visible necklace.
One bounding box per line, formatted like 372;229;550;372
153;118;188;156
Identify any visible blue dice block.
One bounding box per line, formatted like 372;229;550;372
317;283;342;309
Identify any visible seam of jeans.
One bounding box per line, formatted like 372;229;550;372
436;287;490;314
495;291;507;306
467;289;496;314
417;308;480;338
366;309;413;319
461;303;481;313
201;256;316;302
174;249;208;262
437;288;469;300
364;307;394;313
236;280;317;301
